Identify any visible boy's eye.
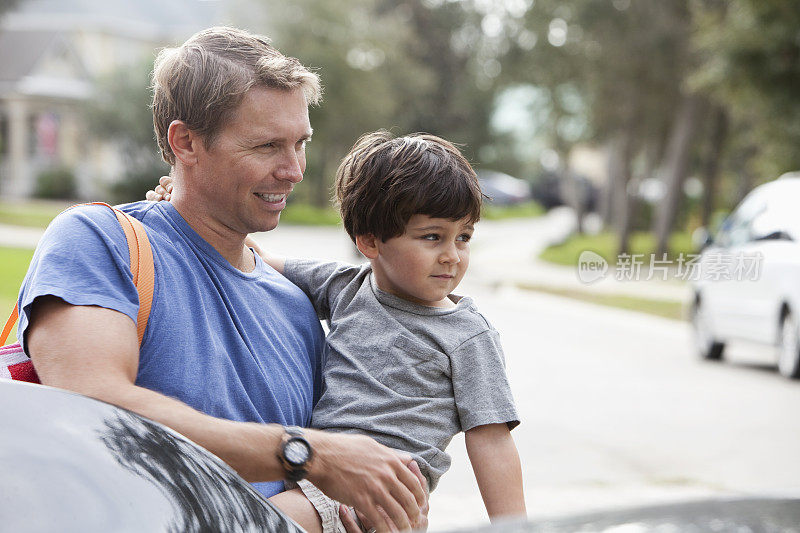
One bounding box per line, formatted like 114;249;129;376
421;234;440;241
457;233;472;242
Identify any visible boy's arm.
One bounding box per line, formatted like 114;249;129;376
244;236;285;273
464;423;526;521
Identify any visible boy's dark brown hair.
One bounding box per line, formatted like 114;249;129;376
335;130;483;243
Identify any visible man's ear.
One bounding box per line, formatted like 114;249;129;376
168;120;200;166
355;234;379;260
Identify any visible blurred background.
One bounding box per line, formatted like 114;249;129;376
1;0;799;530
2;0;799;239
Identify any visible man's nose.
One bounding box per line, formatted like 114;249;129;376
275;149;304;183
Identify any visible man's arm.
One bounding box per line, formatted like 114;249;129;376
464;423;526;521
27;296;425;531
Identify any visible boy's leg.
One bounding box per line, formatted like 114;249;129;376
270;487;324;533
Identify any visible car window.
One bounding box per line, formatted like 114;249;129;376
755;184;800;240
716;187;767;247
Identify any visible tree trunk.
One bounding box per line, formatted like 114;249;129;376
700;105;728;228
653;94;706;256
563;166;585;234
613;131;635;256
601;139;620;228
735;146;758;205
313;148;332;208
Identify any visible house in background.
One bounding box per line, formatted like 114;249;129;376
0;0;225;198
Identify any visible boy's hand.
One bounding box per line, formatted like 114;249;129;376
145;176;173;202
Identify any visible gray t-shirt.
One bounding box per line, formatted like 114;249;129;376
283;259;519;490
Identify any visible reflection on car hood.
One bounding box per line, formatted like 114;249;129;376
0;380;302;533
449;497;800;532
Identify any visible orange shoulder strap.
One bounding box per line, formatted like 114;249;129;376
0;202;154;346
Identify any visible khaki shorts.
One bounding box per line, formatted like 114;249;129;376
296;479;350;533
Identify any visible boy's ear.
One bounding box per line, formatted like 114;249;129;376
168;120;200;166
355;234;379;259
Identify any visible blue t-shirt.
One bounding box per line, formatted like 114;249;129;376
17;201;325;498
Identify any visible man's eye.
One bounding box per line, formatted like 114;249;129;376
259;143;275;149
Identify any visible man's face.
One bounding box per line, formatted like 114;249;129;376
192;86;312;235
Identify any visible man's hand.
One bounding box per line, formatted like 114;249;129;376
340;460;430;533
145;176;173;202
306;430;427;532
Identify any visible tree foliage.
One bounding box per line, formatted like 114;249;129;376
73;0;800;233
691;0;800;178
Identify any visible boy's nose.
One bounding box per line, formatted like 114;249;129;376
440;244;461;264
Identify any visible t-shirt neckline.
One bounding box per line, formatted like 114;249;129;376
157;202;267;279
368;270;470;316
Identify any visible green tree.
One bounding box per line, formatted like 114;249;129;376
691;0;800;179
84;57;168;202
236;0;512;206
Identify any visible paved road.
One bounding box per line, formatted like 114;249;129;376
429;280;800;530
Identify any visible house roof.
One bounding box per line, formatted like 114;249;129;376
0;29;91;99
0;30;60;82
1;0;227;41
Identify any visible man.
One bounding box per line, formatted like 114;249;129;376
18;27;425;532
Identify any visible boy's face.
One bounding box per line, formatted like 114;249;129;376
371;214;474;307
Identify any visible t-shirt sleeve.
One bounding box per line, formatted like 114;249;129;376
17;205;139;351
450;328;520;432
282;259;363;320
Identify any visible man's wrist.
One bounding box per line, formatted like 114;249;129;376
277;426;314;482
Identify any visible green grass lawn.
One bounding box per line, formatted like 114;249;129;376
539;230;695;266
518;282;686;321
482;201;545;220
0;247;35;342
0;199;71;228
281;203;342;226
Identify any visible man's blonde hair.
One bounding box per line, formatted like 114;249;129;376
152;26;322;165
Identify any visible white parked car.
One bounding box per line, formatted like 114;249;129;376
691;172;800;379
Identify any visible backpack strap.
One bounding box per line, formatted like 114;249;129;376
111;207;154;345
0;202;154;347
0;305;17;347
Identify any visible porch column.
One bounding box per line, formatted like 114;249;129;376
5;98;31;198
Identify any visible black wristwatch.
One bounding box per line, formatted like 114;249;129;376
278;426;313;483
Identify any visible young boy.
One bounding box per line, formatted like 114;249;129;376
150;131;524;532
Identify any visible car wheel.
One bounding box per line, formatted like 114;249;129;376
691;298;724;360
777;311;800;379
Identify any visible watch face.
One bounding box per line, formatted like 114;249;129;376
284;440;309;466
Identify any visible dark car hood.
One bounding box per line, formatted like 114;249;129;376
451;497;800;532
0;380;302;533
